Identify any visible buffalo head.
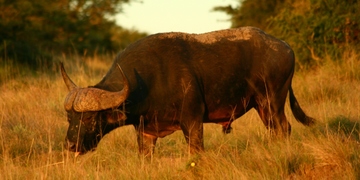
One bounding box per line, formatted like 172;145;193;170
60;63;129;154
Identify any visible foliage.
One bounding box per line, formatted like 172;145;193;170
213;0;286;30
214;0;360;68
0;0;146;68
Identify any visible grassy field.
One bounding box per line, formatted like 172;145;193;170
0;51;359;179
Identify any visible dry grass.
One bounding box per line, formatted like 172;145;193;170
0;51;359;179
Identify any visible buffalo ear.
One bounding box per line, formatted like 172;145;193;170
105;109;127;124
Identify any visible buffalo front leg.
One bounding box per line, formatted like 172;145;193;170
136;116;158;158
179;78;205;154
180;120;204;154
137;132;157;158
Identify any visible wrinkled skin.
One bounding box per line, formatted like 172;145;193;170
61;27;315;156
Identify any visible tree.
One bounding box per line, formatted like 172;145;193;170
268;0;360;67
214;0;360;68
213;0;285;30
0;0;146;68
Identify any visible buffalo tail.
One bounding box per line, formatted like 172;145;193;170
289;86;316;126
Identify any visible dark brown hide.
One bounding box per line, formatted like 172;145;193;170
61;27;315;156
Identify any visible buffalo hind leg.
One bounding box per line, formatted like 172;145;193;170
255;76;292;137
255;103;291;137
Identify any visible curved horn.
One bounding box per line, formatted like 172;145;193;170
116;63;130;97
72;64;130;112
60;62;77;91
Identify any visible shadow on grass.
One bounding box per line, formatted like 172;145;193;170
324;115;360;141
325;116;360;179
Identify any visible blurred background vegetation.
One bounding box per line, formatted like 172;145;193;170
0;0;359;70
0;0;147;69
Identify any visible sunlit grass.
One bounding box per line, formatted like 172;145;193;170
0;50;359;179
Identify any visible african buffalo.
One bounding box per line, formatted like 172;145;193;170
61;26;315;156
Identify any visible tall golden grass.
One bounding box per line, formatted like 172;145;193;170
0;51;359;179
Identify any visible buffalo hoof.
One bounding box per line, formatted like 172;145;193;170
222;126;232;134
